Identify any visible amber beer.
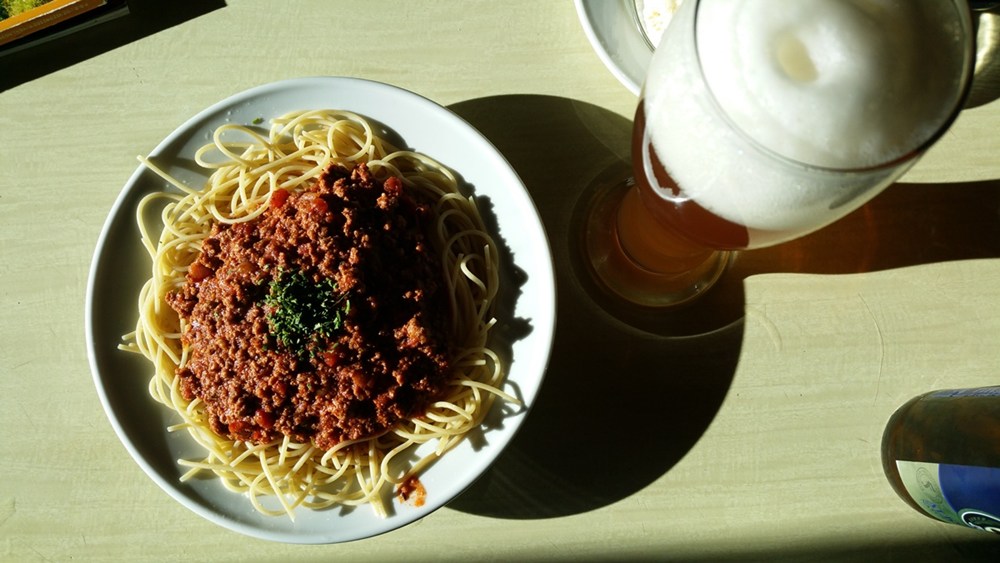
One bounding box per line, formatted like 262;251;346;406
616;0;971;269
590;0;972;307
626;105;750;252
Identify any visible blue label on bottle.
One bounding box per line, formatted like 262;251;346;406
897;460;1000;533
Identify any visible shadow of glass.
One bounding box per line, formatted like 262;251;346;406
445;95;743;519
657;535;1000;562
0;0;226;92
639;176;1000;336
444;94;1000;520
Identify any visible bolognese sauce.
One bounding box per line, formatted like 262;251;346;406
166;163;451;450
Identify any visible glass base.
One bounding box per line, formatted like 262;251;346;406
582;178;731;309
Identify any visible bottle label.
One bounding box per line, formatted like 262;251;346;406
896;460;1000;533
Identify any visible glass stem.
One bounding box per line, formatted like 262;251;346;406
583;178;731;308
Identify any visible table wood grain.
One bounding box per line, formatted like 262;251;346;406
3;1;1000;560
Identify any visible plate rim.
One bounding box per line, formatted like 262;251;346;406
574;0;650;95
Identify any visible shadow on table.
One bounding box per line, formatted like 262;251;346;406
662;535;1000;562
0;0;226;92
444;94;1000;520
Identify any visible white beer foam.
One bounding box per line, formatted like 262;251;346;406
643;0;967;234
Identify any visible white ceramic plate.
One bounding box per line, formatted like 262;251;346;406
575;0;651;95
85;77;556;544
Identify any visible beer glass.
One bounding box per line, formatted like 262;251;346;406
584;0;975;308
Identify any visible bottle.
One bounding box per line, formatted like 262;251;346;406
882;386;1000;533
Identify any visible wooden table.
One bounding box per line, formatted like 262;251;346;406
3;1;1000;560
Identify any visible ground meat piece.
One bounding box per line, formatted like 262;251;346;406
167;163;451;450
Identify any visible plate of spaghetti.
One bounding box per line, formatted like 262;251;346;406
85;77;555;544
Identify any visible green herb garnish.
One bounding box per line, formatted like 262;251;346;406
264;269;348;357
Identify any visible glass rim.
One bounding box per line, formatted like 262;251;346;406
689;0;978;174
631;0;659;52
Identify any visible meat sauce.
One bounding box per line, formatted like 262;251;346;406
396;475;427;507
167;164;451;450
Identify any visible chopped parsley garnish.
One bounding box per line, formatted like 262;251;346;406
263;269;348;356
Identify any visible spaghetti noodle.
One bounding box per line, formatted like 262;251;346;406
119;109;514;518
